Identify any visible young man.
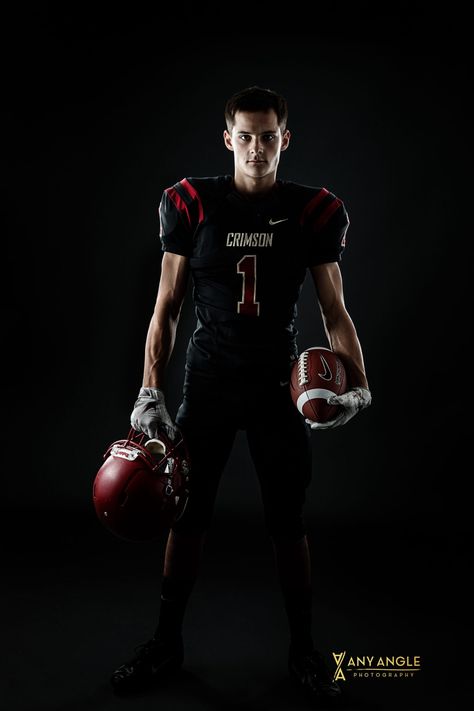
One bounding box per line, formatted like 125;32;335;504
111;86;371;700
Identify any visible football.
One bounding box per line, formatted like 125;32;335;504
290;347;347;423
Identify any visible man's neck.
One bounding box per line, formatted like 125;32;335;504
233;172;277;197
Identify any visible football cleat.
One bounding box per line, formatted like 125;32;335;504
289;646;341;699
110;635;184;694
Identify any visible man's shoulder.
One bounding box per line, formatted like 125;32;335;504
167;175;233;199
281;180;346;214
280;181;348;234
280;180;336;201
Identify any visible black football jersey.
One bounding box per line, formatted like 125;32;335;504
159;175;349;377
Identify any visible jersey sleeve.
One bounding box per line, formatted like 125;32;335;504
159;178;203;257
301;188;350;266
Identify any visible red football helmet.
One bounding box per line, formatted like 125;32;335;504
92;429;190;541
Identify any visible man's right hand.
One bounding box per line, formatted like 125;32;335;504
130;387;179;441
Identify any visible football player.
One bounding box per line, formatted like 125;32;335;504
111;86;371;700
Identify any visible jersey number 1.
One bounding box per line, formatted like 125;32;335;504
237;255;260;317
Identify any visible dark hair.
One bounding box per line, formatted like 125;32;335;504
224;86;288;131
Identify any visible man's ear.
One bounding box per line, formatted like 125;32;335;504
280;129;291;152
223;129;234;152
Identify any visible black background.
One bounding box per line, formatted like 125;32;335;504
3;7;471;711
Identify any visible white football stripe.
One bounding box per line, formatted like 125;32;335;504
296;388;335;416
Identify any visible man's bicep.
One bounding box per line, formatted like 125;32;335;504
157;252;190;317
309;262;345;315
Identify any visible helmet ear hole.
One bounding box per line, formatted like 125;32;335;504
144;438;166;455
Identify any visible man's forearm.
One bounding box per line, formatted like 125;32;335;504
142;311;178;388
141;253;189;389
325;313;369;389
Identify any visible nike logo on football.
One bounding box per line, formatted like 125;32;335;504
317;355;333;381
268;218;288;225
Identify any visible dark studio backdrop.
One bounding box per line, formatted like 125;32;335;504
4;10;471;711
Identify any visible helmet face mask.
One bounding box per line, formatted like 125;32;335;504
93;429;190;541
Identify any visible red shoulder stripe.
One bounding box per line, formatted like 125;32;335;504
180;179;204;223
312;196;343;231
299;188;329;226
165;186;193;228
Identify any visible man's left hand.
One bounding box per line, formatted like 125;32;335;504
306;387;372;430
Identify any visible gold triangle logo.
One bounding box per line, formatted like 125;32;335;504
332;651;346;681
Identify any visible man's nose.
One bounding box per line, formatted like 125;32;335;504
250;138;263;154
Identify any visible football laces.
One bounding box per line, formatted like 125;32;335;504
297;351;310;387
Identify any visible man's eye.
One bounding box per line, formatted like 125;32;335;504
263;134;275;141
239;135;251;141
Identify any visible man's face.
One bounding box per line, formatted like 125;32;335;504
223;110;290;182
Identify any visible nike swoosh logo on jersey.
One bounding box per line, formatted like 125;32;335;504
268;218;288;225
317;355;333;381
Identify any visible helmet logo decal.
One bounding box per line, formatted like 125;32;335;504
111;445;140;461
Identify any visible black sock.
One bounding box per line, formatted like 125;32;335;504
284;586;314;655
154;576;195;641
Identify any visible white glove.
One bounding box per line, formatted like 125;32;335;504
306;387;372;430
130;387;179;441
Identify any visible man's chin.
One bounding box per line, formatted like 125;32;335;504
243;165;270;179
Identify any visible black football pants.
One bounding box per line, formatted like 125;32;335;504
173;371;312;542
